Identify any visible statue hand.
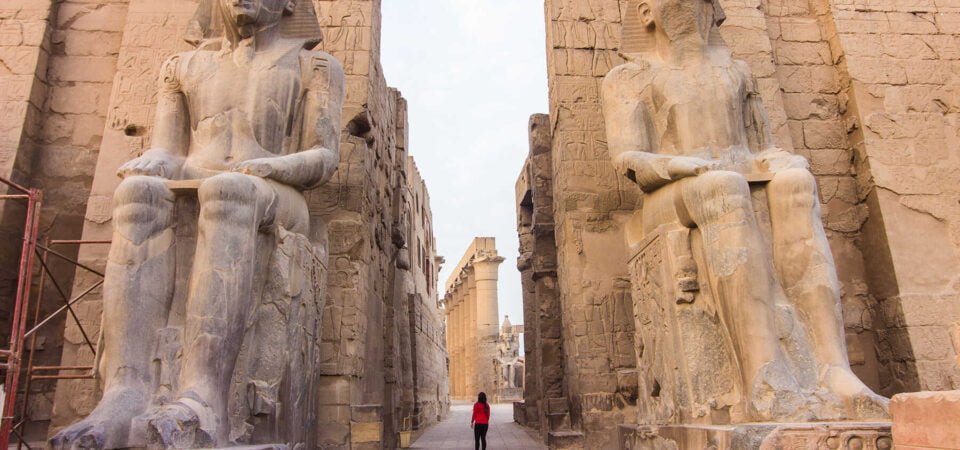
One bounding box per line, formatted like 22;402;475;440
117;149;179;179
759;148;809;172
667;156;717;180
235;158;284;179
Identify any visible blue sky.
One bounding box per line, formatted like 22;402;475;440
381;2;548;326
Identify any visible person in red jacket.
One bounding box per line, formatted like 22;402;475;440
471;392;490;450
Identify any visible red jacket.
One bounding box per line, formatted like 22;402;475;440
472;402;490;425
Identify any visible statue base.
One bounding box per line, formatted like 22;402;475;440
618;422;892;450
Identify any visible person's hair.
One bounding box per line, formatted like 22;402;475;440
478;392;489;416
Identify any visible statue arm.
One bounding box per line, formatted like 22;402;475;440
236;51;345;190
602;64;714;193
117;54;190;179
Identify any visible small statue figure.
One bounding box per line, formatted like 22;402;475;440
50;0;343;447
602;0;888;421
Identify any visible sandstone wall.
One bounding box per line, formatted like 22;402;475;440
0;0;449;447
403;157;449;428
516;113;568;442
825;0;960;395
525;0;960;447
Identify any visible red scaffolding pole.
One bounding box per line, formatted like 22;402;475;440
0;176;41;450
0;176;108;449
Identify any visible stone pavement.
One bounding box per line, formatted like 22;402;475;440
410;401;545;449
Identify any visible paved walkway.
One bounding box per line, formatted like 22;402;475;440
410;401;545;449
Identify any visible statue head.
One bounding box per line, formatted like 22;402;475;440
186;0;322;48
622;0;726;56
217;0;295;37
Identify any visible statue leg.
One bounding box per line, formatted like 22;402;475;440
145;173;278;448
767;168;888;418
145;174;308;447
680;171;809;421
51;176;176;450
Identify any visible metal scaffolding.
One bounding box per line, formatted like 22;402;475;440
0;176;108;449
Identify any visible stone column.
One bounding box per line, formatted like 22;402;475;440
465;267;477;398
455;286;466;399
457;290;466;399
474;256;504;400
445;295;456;400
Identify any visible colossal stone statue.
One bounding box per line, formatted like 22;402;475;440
50;0;344;448
602;0;888;426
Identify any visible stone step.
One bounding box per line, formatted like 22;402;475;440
548;430;585;449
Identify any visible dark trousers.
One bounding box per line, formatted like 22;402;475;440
474;423;488;450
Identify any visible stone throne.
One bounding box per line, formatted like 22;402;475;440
48;0;345;448
603;1;892;448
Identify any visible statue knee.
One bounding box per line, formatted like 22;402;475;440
687;171;752;223
198;173;260;223
699;171;751;204
769;168;818;210
112;176;174;237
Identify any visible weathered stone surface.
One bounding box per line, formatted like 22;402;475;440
620;422;892;450
606;0;888;429
2;0;449;448
48;1;345;447
891;390;960;449
508;0;960;447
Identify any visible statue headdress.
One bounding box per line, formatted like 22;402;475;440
185;0;323;48
620;0;727;57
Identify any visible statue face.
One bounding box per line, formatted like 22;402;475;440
219;0;294;29
646;0;718;43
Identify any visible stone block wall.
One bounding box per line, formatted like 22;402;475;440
516;113;567;439
403;157;450;428
827;0;960;395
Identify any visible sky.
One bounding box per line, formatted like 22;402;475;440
380;2;548;327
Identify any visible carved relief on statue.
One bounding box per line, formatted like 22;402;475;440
603;0;889;424
50;0;344;448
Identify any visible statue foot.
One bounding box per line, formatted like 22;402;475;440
145;395;219;449
49;384;147;449
749;362;817;422
822;366;890;420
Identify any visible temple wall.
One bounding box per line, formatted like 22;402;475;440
403;156;449;428
516;113;567;441
825;0;960;395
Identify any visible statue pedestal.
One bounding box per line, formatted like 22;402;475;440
628;222;741;424
619;422;892;450
892;390;960;449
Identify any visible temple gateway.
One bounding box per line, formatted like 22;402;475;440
1;0;959;449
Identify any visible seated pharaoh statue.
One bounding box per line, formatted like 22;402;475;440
50;0;344;448
602;0;890;427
